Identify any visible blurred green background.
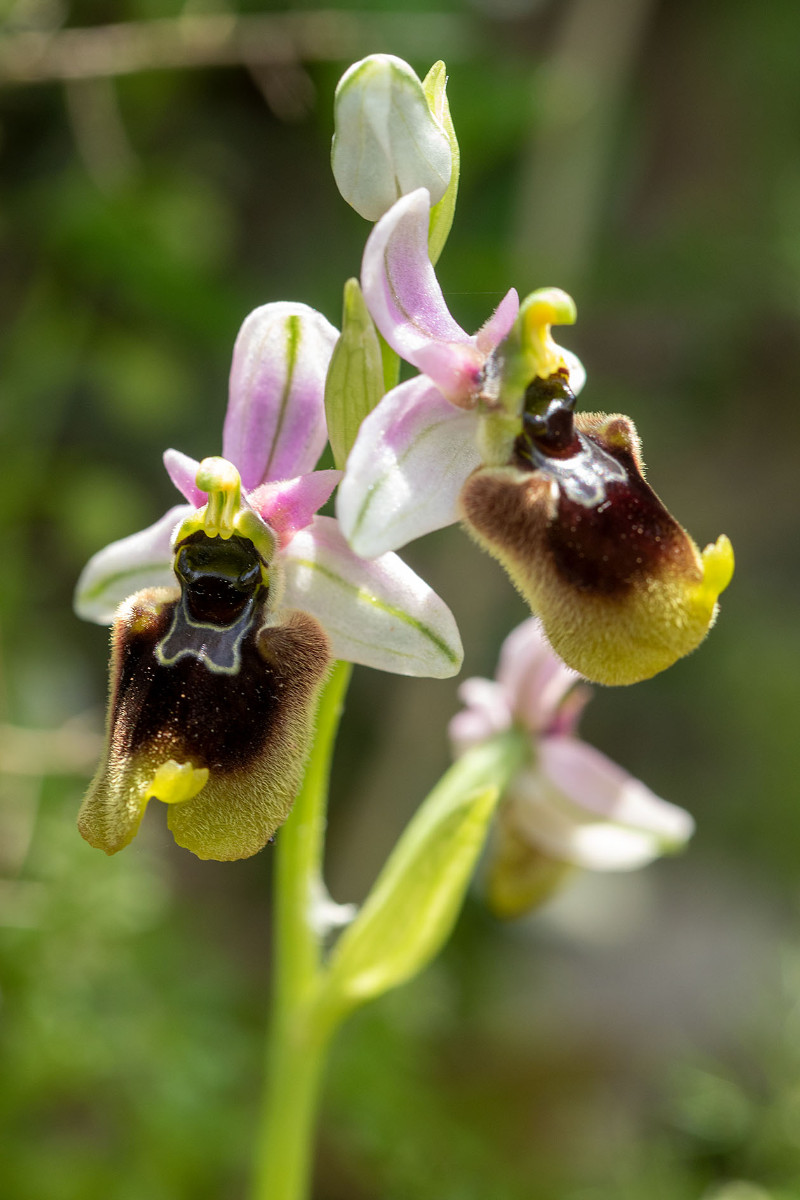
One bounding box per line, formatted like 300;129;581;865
1;0;799;1197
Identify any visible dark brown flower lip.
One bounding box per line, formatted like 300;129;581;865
113;596;302;777
462;406;701;601
545;462;693;597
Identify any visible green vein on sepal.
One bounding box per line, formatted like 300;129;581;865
289;556;460;666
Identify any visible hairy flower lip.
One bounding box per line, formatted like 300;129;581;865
78;593;332;861
459;412;732;685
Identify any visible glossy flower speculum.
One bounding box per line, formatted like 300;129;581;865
156;532;269;676
153;458;279;676
516;370;579;458
176;533;264;625
513;371;629;510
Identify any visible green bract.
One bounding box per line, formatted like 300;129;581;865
422;61;460;265
318;732;528;1016
324;278;385;471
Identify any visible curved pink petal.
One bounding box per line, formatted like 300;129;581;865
281;515;463;677
539;738;694;845
497;619;580;734
73;505;191;625
163;448;205;507
337;375;481;558
362;189;478;396
248;470;341;548
224;301;339;490
449;678;512;754
411;339;485;407
475;288;520;356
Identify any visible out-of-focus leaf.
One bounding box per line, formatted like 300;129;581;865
320;732;526;1014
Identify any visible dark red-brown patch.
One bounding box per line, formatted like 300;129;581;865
544;436;693;595
109;597;328;775
464;408;699;599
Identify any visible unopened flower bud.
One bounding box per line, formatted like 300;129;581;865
332;54;453;222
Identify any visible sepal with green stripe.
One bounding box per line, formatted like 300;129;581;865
281;515;463;678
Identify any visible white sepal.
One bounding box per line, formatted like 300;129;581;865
73;505;190;624
337;375;481;558
281;516;463;678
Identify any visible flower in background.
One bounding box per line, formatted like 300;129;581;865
338;188;733;686
449;618;694;917
75;302;462;862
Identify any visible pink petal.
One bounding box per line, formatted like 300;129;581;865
449;678;512;754
474;288;520;355
224;301;338;490
163;448;205;507
248;470;341;548
411;339;486;407
361;189;479;400
539;738;694;844
337;375;481;558
497;619;581;734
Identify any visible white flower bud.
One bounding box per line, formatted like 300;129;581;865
331;54;452;221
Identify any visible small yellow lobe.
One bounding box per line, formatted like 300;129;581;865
147;759;209;805
697;534;735;606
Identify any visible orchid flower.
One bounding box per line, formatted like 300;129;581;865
75;302;462;862
449;618;694;917
337;188;733;687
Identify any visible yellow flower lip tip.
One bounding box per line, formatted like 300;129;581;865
699;533;735;601
147;759;209;806
518;287;578;380
196;456;243;539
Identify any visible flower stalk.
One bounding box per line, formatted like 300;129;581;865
251;660;352;1200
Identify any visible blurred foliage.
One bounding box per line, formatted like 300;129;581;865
2;0;800;1197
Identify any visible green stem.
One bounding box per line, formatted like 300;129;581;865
250;660;352;1200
